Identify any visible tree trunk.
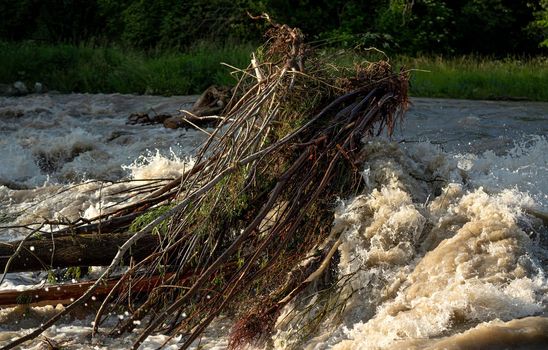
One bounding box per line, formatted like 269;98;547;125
0;274;170;308
0;233;159;273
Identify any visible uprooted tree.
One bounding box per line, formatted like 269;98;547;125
0;20;409;350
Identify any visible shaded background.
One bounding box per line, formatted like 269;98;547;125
0;0;546;55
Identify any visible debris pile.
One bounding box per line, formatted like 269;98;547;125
0;21;408;350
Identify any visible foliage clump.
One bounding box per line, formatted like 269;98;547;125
129;204;174;235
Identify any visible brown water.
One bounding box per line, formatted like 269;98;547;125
0;95;546;349
272;99;548;350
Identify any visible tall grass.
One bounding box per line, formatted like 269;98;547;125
1;41;547;100
0;41;254;95
400;56;548;101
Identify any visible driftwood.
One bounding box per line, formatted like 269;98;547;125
0;233;159;273
163;114;222;129
127;85;232;129
0;274;171;308
188;85;232;116
163;86;231;129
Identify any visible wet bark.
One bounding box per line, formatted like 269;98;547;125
0;233;159;273
0;274;168;308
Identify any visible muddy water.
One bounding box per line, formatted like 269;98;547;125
273;99;547;350
0;94;546;349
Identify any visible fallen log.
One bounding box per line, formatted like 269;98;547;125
163;114;222;129
51;212;140;237
127;85;231;129
189;85;232;117
0;233;159;273
0;274;170;308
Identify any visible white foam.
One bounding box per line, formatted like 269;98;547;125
123;149;195;180
464;135;548;208
273;138;547;350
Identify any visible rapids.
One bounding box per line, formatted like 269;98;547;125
0;94;546;349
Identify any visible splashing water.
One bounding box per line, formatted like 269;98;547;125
0;95;547;349
273;137;548;350
0;94;200;241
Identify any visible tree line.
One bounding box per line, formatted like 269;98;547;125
0;0;546;55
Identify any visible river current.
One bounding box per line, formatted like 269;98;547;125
0;94;546;349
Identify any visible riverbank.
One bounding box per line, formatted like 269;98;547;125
1;41;547;100
401;55;548;101
0;42;254;96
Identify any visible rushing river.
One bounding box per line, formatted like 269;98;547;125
0;93;547;349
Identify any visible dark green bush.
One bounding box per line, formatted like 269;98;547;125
0;0;545;55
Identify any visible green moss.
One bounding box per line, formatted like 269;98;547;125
129;204;174;235
47;270;57;284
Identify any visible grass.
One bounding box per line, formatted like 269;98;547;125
399;55;548;101
1;41;547;101
0;41;254;95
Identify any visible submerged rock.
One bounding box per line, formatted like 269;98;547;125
127;112;151;125
127;112;171;125
0;81;32;96
0;83;17;96
163;116;185;129
34;82;45;93
13;81;28;95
